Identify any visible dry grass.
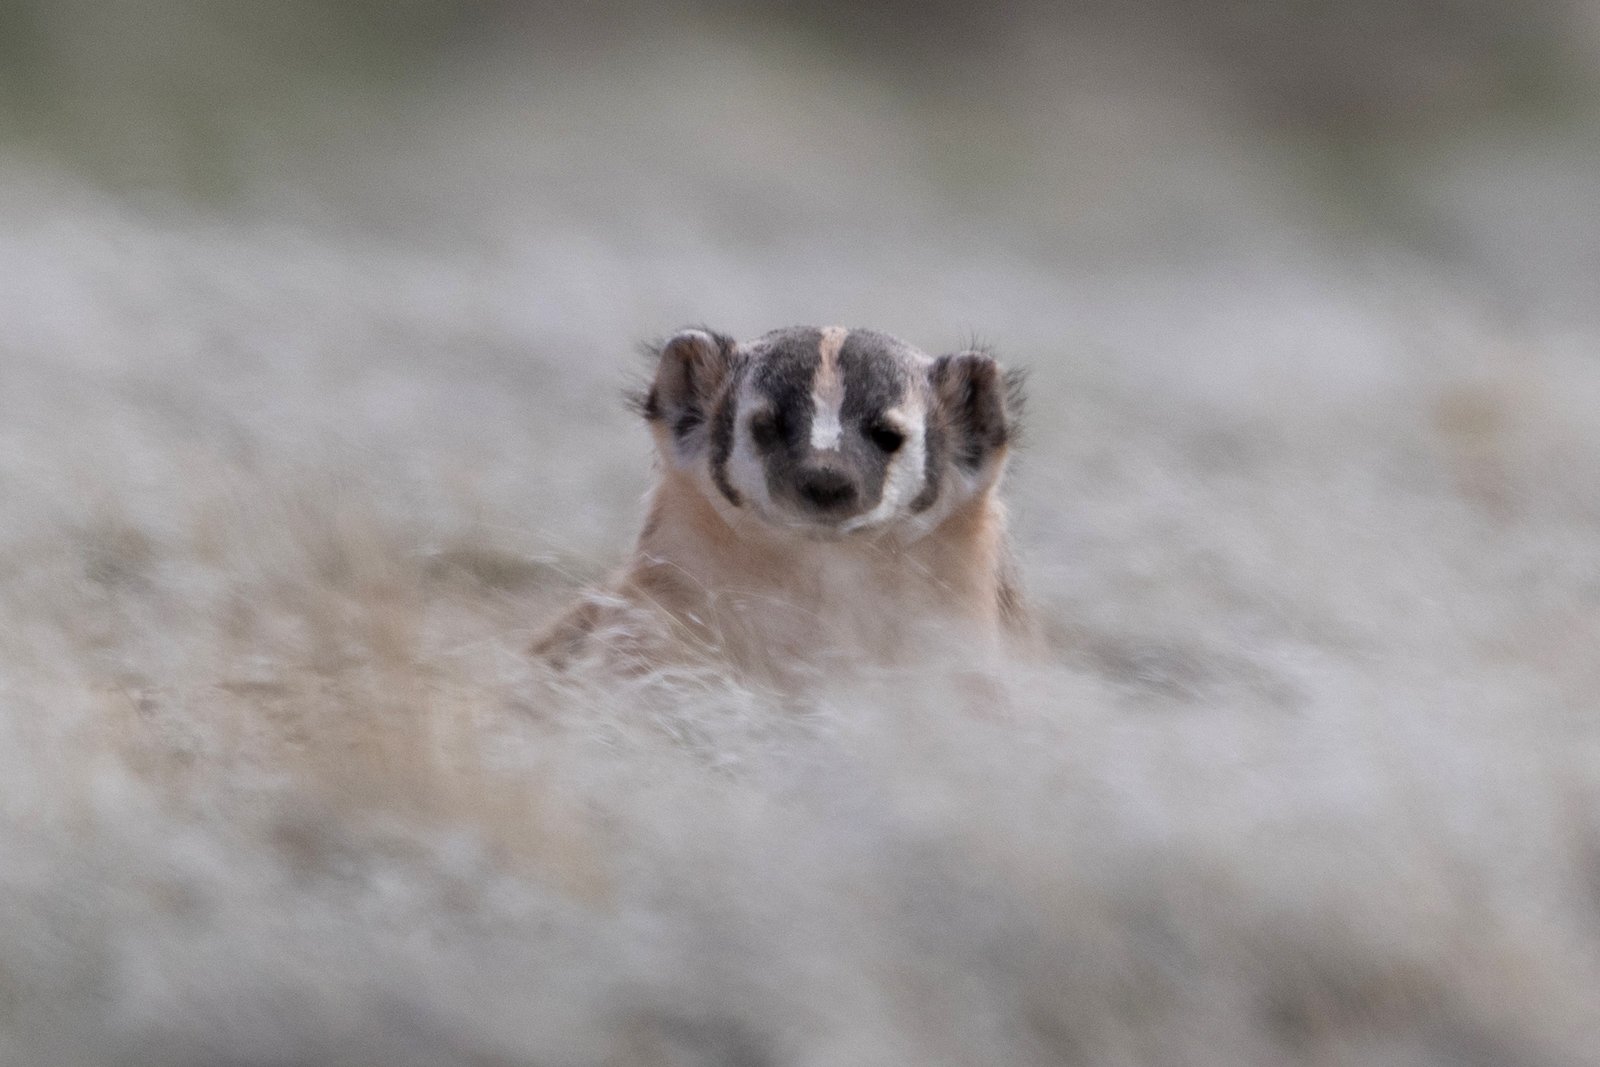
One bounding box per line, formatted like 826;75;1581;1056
2;13;1600;1066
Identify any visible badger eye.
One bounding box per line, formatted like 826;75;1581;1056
867;422;906;453
748;410;783;449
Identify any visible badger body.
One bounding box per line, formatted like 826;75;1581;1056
534;326;1033;684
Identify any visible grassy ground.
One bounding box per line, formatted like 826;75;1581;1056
2;7;1600;1064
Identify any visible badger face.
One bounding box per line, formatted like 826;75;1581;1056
642;325;1021;542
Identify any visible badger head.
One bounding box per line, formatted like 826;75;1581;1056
640;325;1023;543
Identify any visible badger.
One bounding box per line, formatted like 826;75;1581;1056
533;325;1034;685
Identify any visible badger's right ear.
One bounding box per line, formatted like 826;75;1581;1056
641;328;737;453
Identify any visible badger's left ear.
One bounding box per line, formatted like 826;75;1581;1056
642;327;737;454
929;349;1023;473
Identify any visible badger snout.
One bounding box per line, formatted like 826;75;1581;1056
793;463;861;514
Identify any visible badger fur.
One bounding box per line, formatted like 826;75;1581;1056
533;325;1034;685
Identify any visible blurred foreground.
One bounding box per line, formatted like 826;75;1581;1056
3;3;1600;1063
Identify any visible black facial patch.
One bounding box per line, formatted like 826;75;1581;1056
747;327;824;442
866;423;905;453
837;331;912;430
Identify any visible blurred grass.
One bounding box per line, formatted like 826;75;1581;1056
1;0;1592;200
0;0;486;195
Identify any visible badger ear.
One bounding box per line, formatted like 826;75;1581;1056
929;350;1023;472
641;328;736;450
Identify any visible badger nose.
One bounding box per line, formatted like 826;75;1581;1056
796;466;859;512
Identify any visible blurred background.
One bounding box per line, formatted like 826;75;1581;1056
4;2;1600;1064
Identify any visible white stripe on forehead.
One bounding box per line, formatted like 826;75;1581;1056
810;326;849;451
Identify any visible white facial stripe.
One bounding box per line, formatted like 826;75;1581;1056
809;400;842;450
811;326;848;452
816;326;847;382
